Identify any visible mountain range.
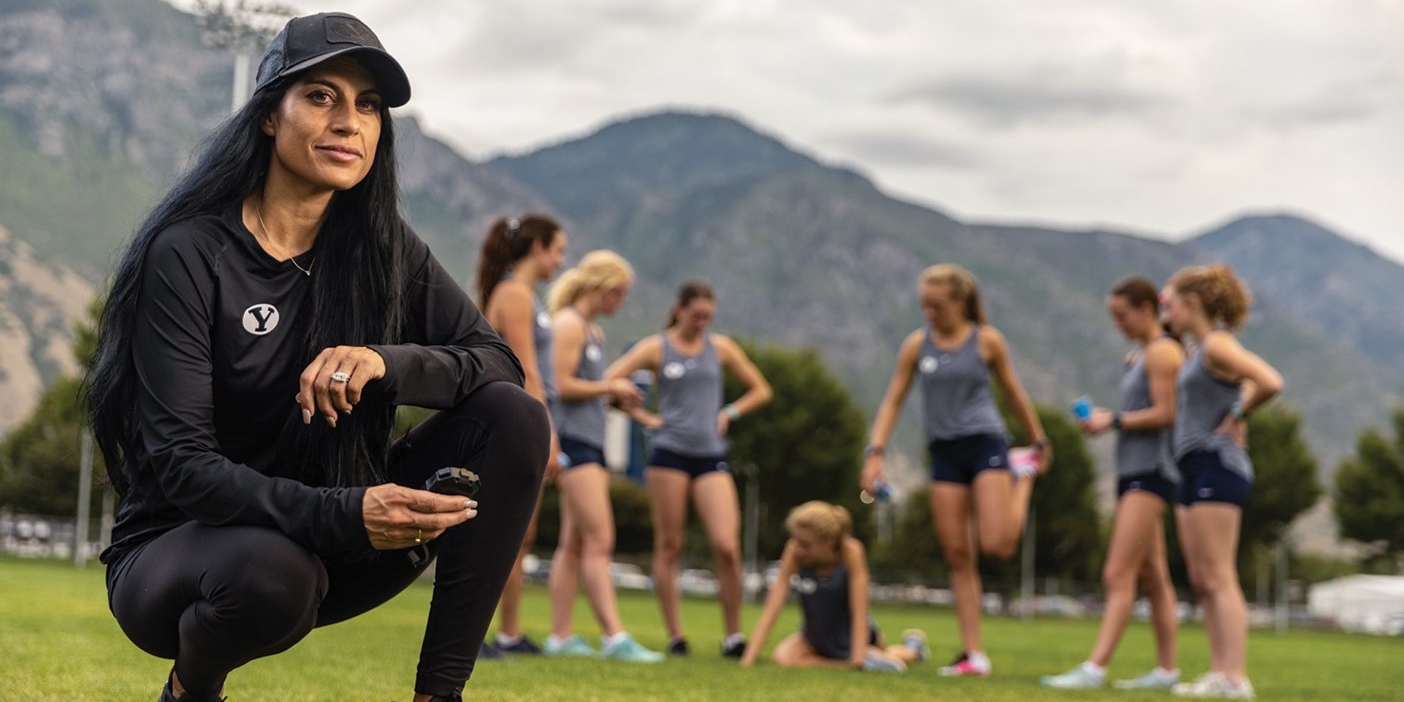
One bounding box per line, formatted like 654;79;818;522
3;0;1402;541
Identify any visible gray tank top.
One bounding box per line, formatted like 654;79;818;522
654;334;726;456
1173;347;1253;480
1117;348;1178;482
918;325;1006;441
531;295;557;402
552;313;607;448
499;274;556;401
792;560;875;660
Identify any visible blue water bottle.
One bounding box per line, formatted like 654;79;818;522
1071;396;1093;422
860;479;893;505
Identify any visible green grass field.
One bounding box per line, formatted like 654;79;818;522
3;557;1400;701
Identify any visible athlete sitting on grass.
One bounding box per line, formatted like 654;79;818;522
739;501;928;672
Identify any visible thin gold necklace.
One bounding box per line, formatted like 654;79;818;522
254;202;314;276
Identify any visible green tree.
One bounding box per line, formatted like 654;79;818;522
1240;405;1320;555
0;377;101;515
0;297;105;516
722;341;870;558
1227;405;1322;598
1334;409;1404;570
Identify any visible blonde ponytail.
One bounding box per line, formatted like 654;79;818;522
547;250;635;313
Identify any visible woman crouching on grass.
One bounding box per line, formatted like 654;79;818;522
740;502;928;672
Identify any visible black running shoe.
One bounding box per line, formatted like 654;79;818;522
478;640;506;661
667;637;690;656
497;634;544;655
158;678;224;702
721;637;747;658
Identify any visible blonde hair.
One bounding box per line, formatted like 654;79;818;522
919;263;987;323
547;249;635;313
784;501;852;545
1169;263;1253;331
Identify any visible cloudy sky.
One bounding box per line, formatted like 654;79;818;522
189;0;1404;260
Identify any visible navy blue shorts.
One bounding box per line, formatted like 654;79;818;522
648;448;728;480
559;436;606;469
928;434;1010;485
1177;450;1251;507
1117;472;1178;505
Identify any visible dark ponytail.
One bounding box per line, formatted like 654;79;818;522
475;214;561;309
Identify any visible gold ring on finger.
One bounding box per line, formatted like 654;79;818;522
415;528;422;544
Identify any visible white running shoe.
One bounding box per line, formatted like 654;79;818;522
1041;663;1106;689
1172;671;1256;699
1115;667;1181;689
862;652;908;672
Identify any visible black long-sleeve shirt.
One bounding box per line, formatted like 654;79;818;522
102;203;522;566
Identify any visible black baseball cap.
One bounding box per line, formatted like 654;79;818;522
255;12;411;107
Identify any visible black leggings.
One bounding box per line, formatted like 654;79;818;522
108;382;549;700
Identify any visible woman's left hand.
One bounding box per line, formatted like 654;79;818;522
298;346;387;427
716;411;732;437
1082;408;1113;435
1214;414;1248;447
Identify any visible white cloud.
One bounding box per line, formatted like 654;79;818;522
180;0;1404;260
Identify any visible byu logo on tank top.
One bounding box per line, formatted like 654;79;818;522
919;355;939;374
789;573;819;595
536;311;552;328
585;344;603;363
242;304;279;335
663;360;688;380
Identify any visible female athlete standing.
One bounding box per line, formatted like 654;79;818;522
861;263;1050;677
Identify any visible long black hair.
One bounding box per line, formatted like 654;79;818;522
475;214;560;310
86;71;407;495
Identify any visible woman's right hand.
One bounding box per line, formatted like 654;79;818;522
607;378;645;409
739;646;758;668
860;455;885;494
362;484;477;550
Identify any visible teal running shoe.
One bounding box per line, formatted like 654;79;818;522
600;633;664;663
543;634;597;658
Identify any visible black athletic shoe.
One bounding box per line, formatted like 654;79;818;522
478;640;506;661
158;678;225;702
667;637;690;656
497;634;544;655
721;637;747;658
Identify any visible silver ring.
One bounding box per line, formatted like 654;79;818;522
330;371;351;383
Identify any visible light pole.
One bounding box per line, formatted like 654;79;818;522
73;429;93;568
740;462;761;601
194;1;294;112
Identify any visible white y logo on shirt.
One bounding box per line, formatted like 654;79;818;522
243;304;279;335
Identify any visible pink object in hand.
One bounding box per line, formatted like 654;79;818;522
1009;446;1039;478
